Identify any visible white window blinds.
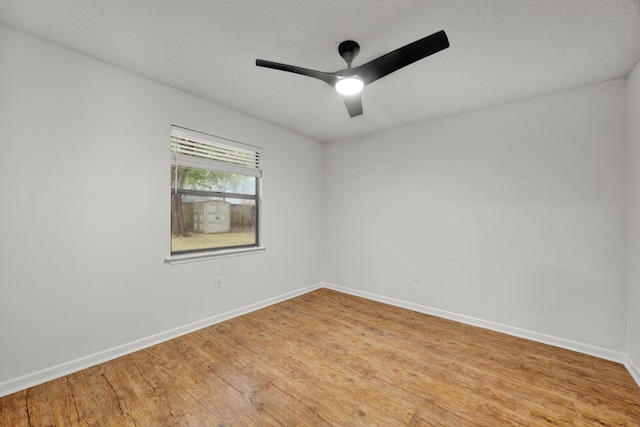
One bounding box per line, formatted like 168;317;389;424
171;126;262;177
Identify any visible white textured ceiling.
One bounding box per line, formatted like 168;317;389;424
1;0;639;142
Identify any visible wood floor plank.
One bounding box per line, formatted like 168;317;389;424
64;370;110;426
83;365;127;424
209;321;362;423
408;403;456;426
47;377;82;427
108;355;175;426
158;337;283;426
127;346;226;425
178;330;333;426
2;288;640;426
1;390;29;427
97;356;163;426
24;382;56;427
250;318;418;425
237;320;417;425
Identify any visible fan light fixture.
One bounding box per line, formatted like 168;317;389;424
256;30;449;117
335;77;364;95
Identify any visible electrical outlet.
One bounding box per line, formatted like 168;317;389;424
215;276;222;289
412;270;420;282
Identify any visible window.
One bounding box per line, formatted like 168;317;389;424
170;126;262;256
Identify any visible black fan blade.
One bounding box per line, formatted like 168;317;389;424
256;59;338;87
342;93;363;118
354;30;449;85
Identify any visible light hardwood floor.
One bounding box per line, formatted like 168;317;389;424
1;288;640;426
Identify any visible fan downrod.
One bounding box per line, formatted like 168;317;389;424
338;40;360;68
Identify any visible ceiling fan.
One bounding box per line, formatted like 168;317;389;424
256;30;449;118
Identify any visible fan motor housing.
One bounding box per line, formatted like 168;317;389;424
338;40;360;66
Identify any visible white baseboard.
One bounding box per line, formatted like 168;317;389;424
0;282;323;398
625;355;640;387
321;282;633;369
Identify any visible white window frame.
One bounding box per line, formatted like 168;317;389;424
165;126;264;264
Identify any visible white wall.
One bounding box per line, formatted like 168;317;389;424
0;24;324;390
628;60;640;376
324;81;628;352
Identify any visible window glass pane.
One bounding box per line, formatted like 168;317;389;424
171;195;256;253
170;166;256;195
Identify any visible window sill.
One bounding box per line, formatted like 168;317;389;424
164;247;266;265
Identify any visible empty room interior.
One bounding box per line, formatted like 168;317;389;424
2;0;640;425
